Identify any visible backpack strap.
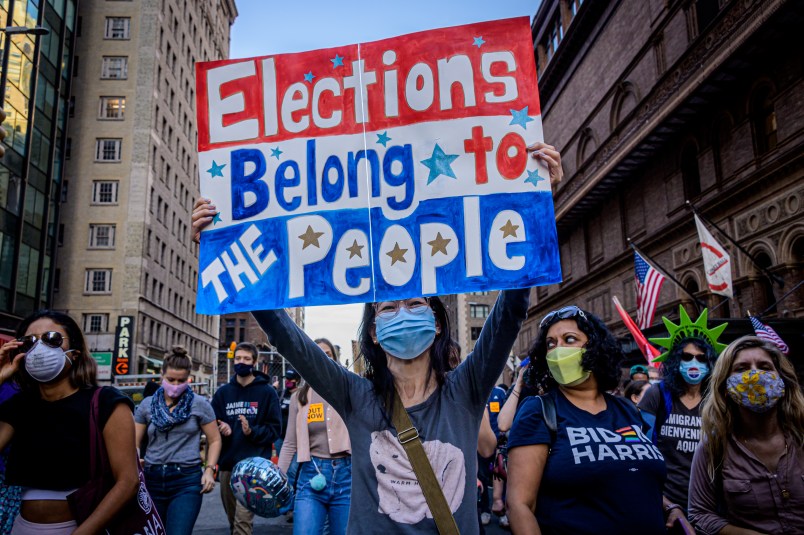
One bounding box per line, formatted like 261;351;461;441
535;394;557;445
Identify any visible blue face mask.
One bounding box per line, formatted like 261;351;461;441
679;359;709;385
234;363;254;377
375;306;437;360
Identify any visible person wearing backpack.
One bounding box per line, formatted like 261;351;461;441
638;306;725;530
506;306;667;535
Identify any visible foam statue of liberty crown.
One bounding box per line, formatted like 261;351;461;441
230;457;294;518
649;306;728;363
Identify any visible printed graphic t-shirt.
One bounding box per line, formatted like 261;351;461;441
508;390;667;535
638;383;702;508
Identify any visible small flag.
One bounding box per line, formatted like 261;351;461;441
749;316;789;354
612;296;661;364
694;214;733;298
634;251;665;330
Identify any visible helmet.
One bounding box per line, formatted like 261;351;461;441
229;457;294;518
285;369;300;381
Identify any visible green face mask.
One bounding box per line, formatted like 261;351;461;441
546;347;590;386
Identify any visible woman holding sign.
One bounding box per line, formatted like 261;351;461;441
192;143;562;534
278;338;351;535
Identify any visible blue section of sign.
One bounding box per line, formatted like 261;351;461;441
196;191;561;314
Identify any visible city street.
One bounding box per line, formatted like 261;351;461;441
193;488;510;534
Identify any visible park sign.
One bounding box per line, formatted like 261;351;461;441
194;17;561;313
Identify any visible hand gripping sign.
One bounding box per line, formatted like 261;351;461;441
195;17;561;313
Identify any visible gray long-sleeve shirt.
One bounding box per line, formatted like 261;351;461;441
688;434;804;535
252;289;528;534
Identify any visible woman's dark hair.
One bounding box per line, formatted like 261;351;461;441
359;296;452;415
14;310;97;391
661;337;716;398
298;338;338;406
163;345;192;373
524;307;623;393
624;380;649;404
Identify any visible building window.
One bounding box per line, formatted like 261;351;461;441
470;326;482;341
750;84;778;155
570;0;584;17
99;96;125;119
224;318;236;344
680;142;701;199
101;56;128;79
95;139;122;161
89;224;116;248
92;181;119;204
469;304;490;318
83;313;109;333
85;269;112;294
104;17;130;39
545;16;564;63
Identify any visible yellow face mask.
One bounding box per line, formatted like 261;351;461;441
545;347;590;386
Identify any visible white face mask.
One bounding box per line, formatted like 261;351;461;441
24;341;71;383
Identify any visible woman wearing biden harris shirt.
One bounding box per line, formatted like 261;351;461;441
638;307;725;525
192;144;563;534
506;306;667;535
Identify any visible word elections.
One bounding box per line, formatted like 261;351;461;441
567;426;665;465
205;51;520;145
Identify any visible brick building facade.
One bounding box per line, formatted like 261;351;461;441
516;0;803;359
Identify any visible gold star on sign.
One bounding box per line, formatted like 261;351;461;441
298;225;325;249
427;232;451;256
499;220;520;238
386;242;408;265
346;239;364;259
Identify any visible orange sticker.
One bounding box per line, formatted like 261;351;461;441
307;403;324;423
489;402;500;413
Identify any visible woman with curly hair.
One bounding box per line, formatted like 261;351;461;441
506;306;667;535
638;307;724;529
688;336;804;535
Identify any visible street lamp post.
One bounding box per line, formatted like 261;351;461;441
0;25;50;103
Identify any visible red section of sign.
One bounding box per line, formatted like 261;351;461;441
496;132;528;179
196;17;539;151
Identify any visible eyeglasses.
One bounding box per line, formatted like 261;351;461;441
681;352;706;363
540;306;587;328
17;331;67;354
374;298;430;319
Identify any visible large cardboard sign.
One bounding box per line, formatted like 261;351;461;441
195;17;561;313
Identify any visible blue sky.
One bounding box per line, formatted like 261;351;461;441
228;1;541;363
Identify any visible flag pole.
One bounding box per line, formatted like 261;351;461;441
628;239;707;309
709;296;730;314
686;201;784;288
755;279;804;319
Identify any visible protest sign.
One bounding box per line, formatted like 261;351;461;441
195;17;561;313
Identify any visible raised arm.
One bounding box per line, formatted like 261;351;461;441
497;373;526;433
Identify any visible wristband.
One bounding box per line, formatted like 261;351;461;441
205;464;218;478
664;503;681;517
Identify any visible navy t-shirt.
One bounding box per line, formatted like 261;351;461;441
508;389;667;535
486;386;507;436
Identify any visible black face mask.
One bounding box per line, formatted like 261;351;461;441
234;363;254;377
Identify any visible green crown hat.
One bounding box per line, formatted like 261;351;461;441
649;306;728;363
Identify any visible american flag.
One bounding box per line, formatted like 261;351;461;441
634;251;665;329
749;316;789;354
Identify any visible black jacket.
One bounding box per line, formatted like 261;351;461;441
211;372;282;470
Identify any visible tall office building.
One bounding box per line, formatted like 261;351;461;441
0;0;77;339
55;0;237;384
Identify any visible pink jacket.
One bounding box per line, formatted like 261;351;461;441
277;388;351;473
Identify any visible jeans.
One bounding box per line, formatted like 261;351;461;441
143;464;203;535
293;457;351;535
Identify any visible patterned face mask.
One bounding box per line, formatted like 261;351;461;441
726;369;785;413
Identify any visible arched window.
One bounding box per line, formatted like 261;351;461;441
750;84;778;155
753;252;777;314
611;82;639;130
711;112;733;183
576;128;597;168
680;141;701;200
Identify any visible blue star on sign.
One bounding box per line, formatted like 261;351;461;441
212;212;222;225
376;131;391;147
331;54;344;68
524;169;545;187
421;144;459;184
271;147;283;159
509;106;535;130
207;160;226;178
304;71;315;83
473;36;485;48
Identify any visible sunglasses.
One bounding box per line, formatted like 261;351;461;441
17;332;67;354
540;305;587;328
681;352;706;363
